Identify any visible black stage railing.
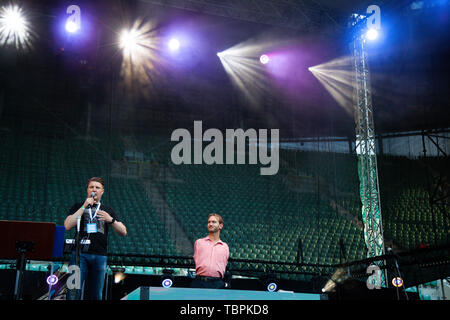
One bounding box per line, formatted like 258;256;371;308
1;243;448;287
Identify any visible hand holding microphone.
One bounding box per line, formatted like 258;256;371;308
78;192;95;231
83;192;96;209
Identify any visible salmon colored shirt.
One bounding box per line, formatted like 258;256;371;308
193;236;229;278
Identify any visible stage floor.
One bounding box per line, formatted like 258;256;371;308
122;286;322;300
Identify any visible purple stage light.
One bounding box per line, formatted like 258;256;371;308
46;275;58;286
65;20;79;33
54;4;95;50
65;5;81;33
168;38;180;51
260;54;269;64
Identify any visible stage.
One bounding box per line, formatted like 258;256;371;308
122;286;323;300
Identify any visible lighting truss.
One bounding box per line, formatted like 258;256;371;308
351;13;387;287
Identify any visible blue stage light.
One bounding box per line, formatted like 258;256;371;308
366;28;379;41
46;275;59;286
162;278;173;288
267;282;277;292
65;5;81;34
161;269;174;288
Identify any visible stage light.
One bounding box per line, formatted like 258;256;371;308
267;282;277;292
65;5;81;33
114;271;126;284
365;28;379;41
119;28;140;55
308;57;356;116
162;278;173;288
118;19;161;99
262;272;278;292
110;267;126;284
217;39;277;107
161;269;174;288
46;275;59;286
392;277;404;288
168;38;180;51
321;268;348;293
0;4;30;49
65;20;79;33
259;54;269;64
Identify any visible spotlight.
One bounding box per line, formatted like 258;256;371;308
259;54;269;64
321;268;348;293
0;4;30;48
162;278;173;288
392;277;404;288
267;282;277;292
65;5;81;33
365;28;379;41
262;272;278;292
168;38;180;51
110;267;126;284
114;271;126;284
119;28;140;55
65;20;79;33
46;275;59;286
161;269;174;288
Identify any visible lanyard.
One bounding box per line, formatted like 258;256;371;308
88;203;101;222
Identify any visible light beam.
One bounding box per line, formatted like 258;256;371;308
0;4;33;49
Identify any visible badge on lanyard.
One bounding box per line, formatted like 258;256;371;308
86;223;97;233
86;203;101;234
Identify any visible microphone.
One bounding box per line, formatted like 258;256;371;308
87;192;96;208
76;215;81;232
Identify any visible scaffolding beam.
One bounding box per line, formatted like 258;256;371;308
351;14;387;287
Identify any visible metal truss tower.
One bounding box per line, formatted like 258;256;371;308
351;14;386;287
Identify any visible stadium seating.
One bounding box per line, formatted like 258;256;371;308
0;127;447;280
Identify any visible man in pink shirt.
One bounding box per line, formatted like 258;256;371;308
191;213;229;289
